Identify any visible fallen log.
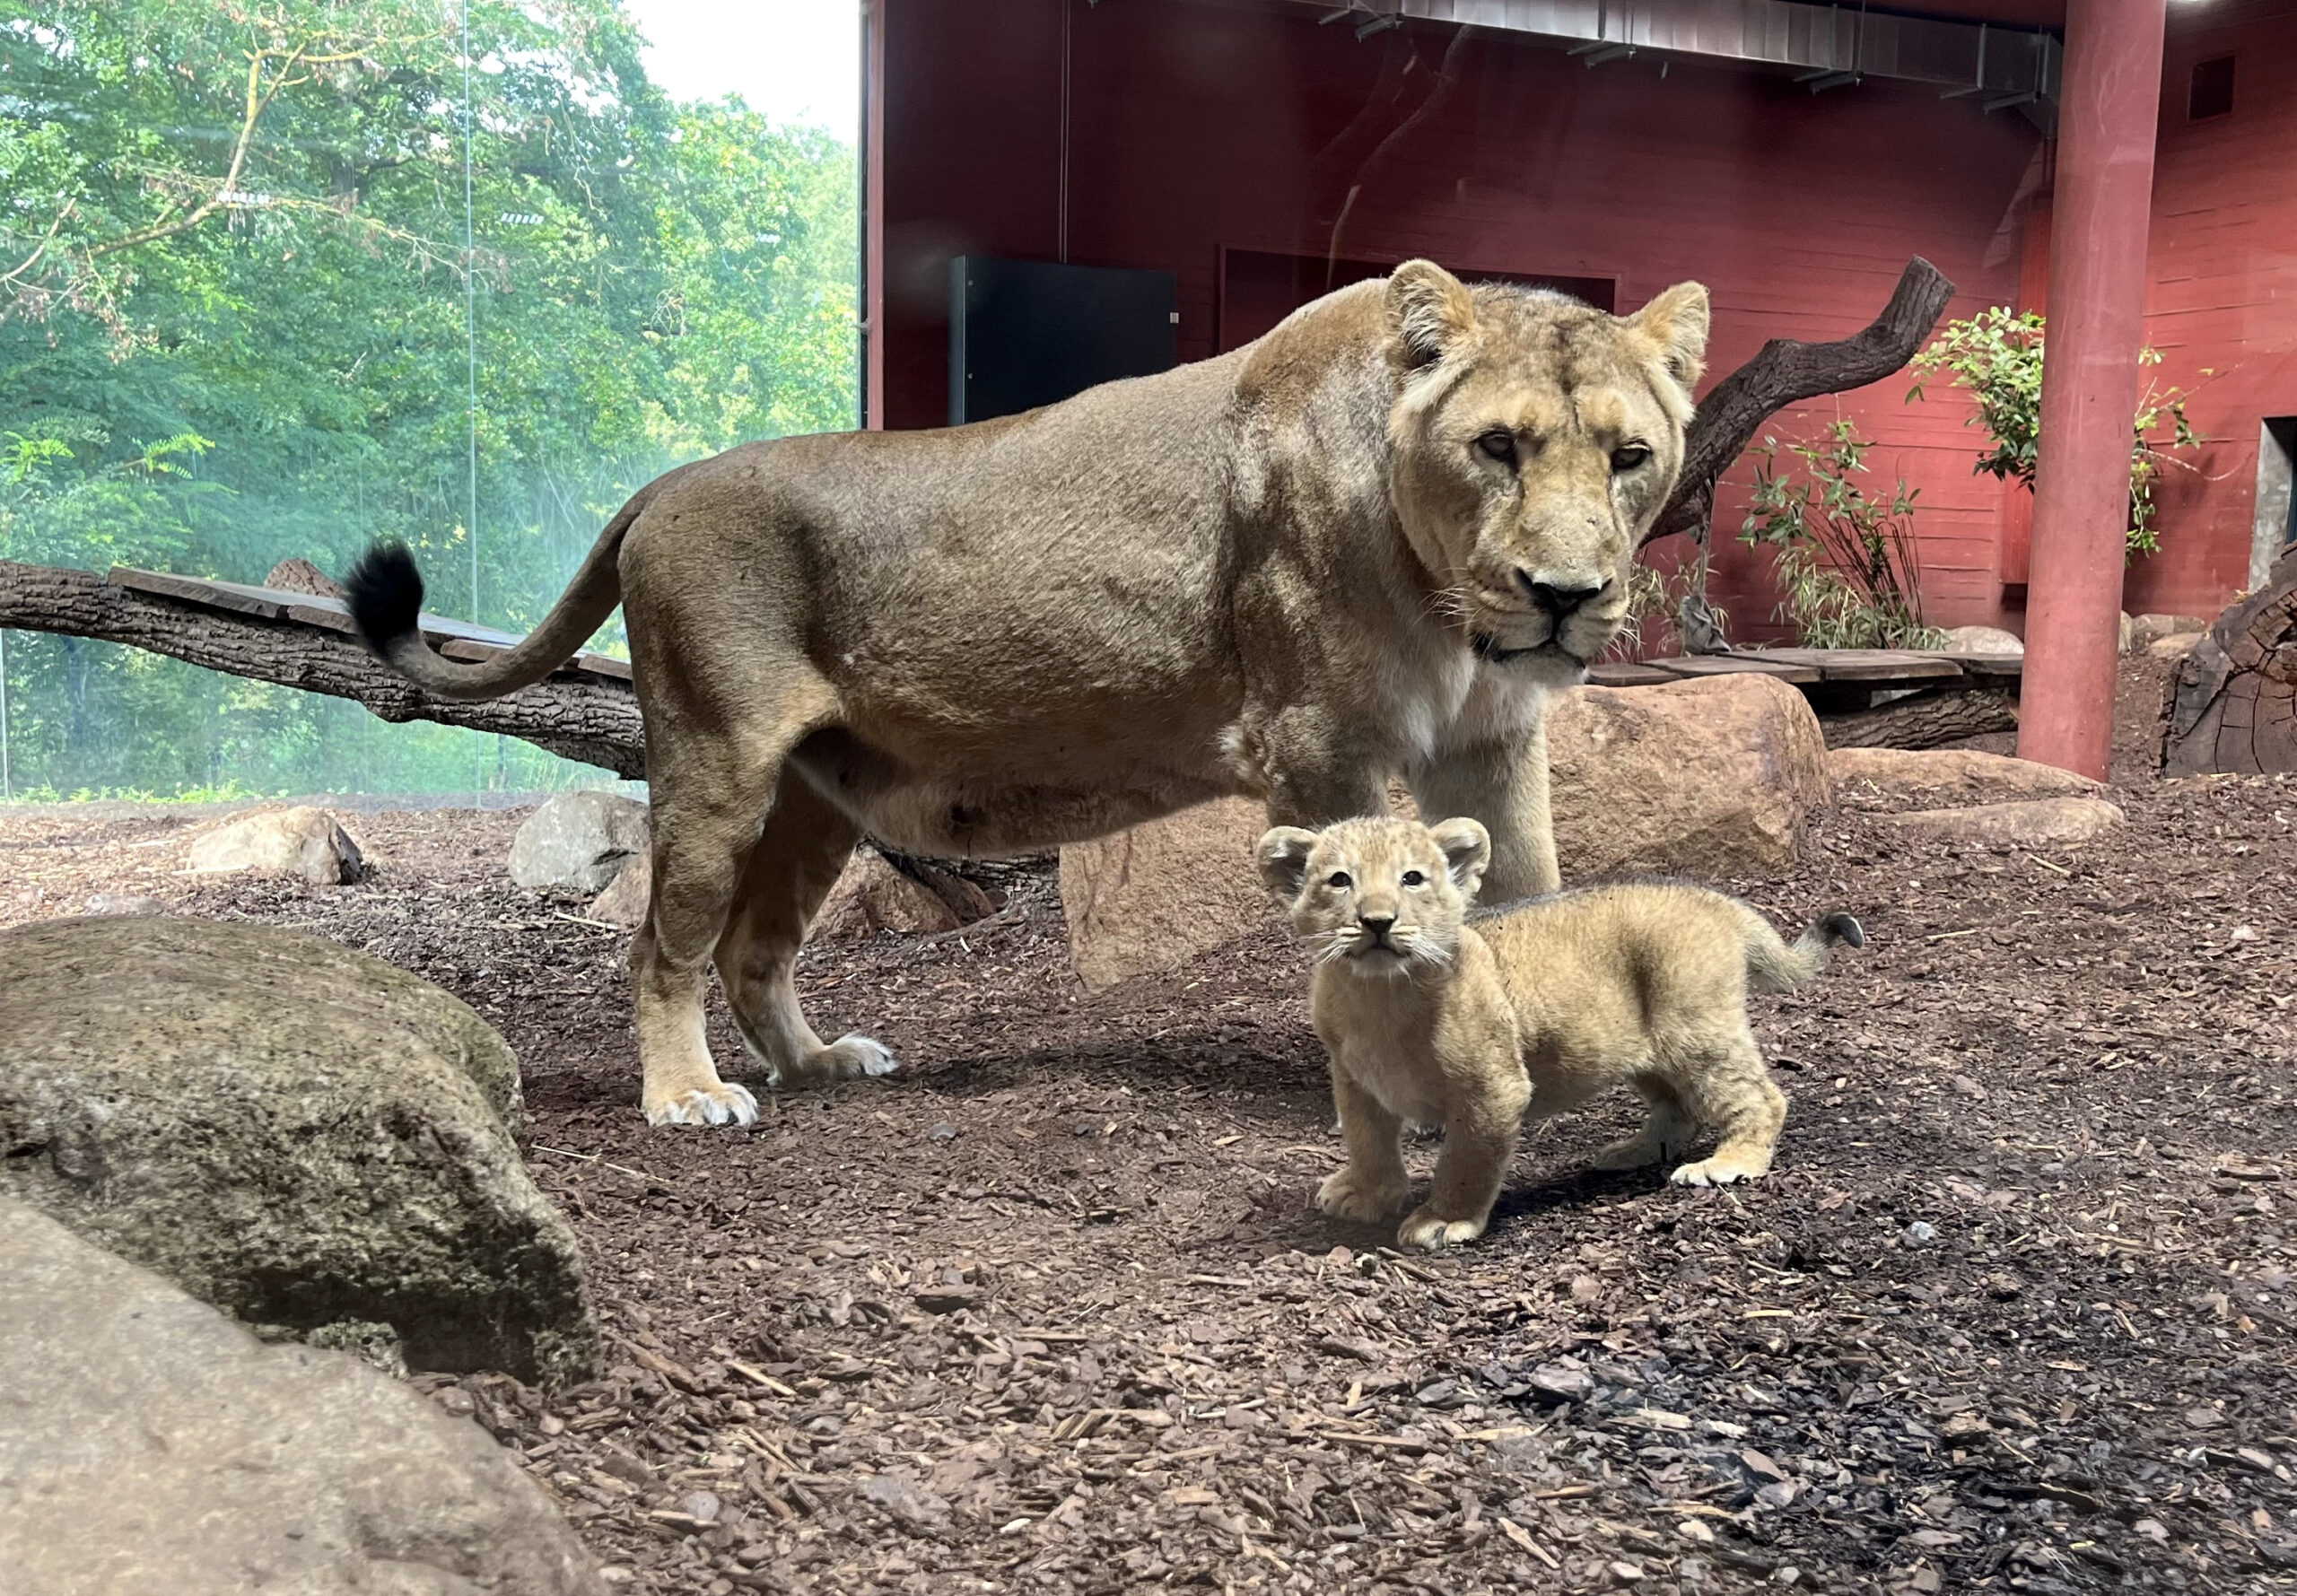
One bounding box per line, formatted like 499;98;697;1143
0;560;647;779
1819;687;2019;752
2162;546;2297;775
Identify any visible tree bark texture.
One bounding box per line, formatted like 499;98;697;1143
1646;256;1958;549
2162;547;2297;776
1820;688;2020;752
0;561;646;778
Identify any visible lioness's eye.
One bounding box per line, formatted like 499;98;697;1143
1327;871;1353;890
1475;430;1517;466
1401;870;1426;886
1611;444;1651;473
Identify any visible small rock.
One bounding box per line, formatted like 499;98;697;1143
510;791;649;894
83;893;170;917
264;556;345;597
678;1490;722;1524
1677;1519;1716;1544
2128;612;2206;651
1772;1567;1802;1587
913;1285;982;1314
1569;1273;1605;1304
928;1121;959;1142
188;807;362;885
2184;1406;2224;1429
2231;924;2260;944
587;851;650;929
1755;1480;1799;1509
2133;1518;2170;1543
1609;1561;1645;1586
1902;1220;1939;1247
1941;624;2023;655
1739;1448;1788;1482
1940;1410;1993;1442
862;1473;950;1531
1884;796;2126;849
2147;631;2203;662
1414;1379;1470;1409
1986;1271;2025;1300
1526;1362;1594;1403
815;850;984;941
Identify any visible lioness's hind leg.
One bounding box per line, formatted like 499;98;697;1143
1592;1075;1699;1171
1669;1030;1788;1188
633;687;836;1129
716;767;898;1088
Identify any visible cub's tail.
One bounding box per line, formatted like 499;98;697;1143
343;491;642;702
1740;905;1865;993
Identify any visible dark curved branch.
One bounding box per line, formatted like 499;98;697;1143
1646;256;1957;548
0;561;645;778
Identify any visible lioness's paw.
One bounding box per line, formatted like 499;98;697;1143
1670;1156;1769;1188
644;1083;760;1128
1396;1208;1487;1252
825;1033;900;1078
1316;1169;1410;1224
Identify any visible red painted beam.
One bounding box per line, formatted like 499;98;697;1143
2018;0;2169;778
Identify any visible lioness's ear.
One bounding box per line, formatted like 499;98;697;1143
1256;826;1322;906
1385;259;1475;371
1428;817;1492;897
1626;281;1710;391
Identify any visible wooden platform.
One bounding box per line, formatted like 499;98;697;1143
1588;645;2021;698
110;566;2017;703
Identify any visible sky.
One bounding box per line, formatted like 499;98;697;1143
631;0;861;135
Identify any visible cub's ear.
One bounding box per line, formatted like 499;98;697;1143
1427;817;1492;897
1256;826;1322;906
1385;259;1476;371
1626;281;1710;392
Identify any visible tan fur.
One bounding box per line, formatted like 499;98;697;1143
1260;816;1858;1252
352;265;1707;1129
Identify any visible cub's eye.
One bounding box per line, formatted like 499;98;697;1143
1610;444;1652;473
1326;871;1353;890
1475;430;1517;466
1401;870;1426;886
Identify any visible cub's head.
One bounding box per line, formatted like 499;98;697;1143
1382;262;1709;683
1257;815;1492;978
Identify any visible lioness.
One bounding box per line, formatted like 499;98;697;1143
1258;815;1863;1252
345;262;1708;1128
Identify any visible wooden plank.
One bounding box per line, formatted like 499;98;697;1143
1756;648;1965;683
1644;654;1822;685
1586;661;1678;687
110;567;290;619
1940;651;2024;678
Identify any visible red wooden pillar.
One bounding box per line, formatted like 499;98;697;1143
2017;0;2168;778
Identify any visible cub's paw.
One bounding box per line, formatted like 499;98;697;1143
644;1082;760;1128
1316;1169;1410;1224
1670;1156;1769;1188
1591;1134;1665;1172
1395;1208;1487;1252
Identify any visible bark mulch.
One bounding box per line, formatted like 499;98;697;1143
3;702;2293;1594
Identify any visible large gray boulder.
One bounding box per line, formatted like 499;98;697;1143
0;916;597;1383
0;1199;607;1596
510;789;649;894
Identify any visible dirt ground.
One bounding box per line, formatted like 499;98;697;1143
4;663;2294;1596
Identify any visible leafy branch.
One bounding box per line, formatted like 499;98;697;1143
1738;421;1943;650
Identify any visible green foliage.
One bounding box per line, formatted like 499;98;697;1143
1739;422;1945;651
1907;307;2205;561
0;0;858;798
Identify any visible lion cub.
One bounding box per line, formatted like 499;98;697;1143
1258;815;1863;1252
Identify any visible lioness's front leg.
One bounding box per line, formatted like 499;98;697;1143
1411;711;1559;903
1316;1066;1411;1223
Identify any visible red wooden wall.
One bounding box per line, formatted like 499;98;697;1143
875;0;2127;637
2129;4;2297;617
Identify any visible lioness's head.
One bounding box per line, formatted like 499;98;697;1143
1382;262;1709;680
1258;815;1491;977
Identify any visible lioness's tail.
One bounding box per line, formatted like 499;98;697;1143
1739;905;1865;993
344;495;641;702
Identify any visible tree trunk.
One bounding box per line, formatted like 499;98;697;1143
1821;688;2019;751
1646;256;1957;549
0;561;647;779
2162;547;2297;775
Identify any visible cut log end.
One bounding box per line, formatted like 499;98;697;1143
2163;548;2297;776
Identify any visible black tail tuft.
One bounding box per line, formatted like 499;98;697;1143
1821;911;1866;949
344;540;425;656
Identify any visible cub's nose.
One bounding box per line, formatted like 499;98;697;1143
1358;915;1396;945
1517;571;1610;618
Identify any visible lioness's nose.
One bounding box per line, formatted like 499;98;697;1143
1359;914;1395;943
1519;572;1609;618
